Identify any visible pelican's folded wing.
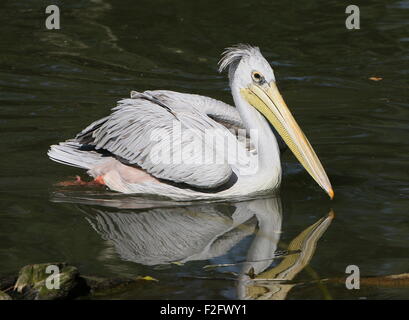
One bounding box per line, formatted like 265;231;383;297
141;90;288;153
75;91;239;189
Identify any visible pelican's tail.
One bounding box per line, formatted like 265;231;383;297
47;140;109;170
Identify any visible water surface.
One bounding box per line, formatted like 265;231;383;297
1;0;409;299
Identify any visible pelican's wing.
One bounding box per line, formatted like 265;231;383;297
141;90;245;132
141;90;287;153
75;90;245;189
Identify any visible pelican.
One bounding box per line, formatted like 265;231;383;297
48;44;333;200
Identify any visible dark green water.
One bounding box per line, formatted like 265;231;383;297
1;0;409;299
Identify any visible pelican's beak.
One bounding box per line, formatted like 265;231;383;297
241;81;334;199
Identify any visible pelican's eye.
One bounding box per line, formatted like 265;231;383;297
251;71;264;83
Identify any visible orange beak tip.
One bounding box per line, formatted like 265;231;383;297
328;188;335;200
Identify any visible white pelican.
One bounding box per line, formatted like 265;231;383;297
48;44;333;200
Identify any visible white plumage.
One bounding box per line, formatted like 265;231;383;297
48;45;333;200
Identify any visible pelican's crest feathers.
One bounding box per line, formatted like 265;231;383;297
218;44;261;73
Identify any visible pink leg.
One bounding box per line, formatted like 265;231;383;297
56;175;105;187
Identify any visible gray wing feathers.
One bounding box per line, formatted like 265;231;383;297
141;90;243;128
48;140;108;169
74;91;237;189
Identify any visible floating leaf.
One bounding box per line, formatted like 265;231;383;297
137;276;158;282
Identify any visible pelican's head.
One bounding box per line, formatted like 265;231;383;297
219;44;334;199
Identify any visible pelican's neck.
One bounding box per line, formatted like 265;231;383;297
231;84;281;185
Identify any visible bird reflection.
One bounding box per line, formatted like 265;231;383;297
51;192;333;299
238;210;334;300
86;204;258;266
